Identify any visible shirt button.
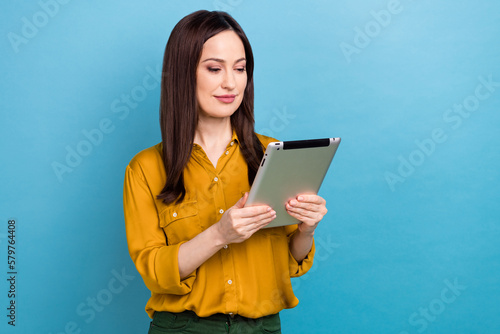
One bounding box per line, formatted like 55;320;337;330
172;212;178;218
214;177;218;182
225;151;229;155
219;209;224;214
223;245;228;249
228;280;233;285
230;141;234;146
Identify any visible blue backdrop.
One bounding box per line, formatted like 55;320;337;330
1;1;499;333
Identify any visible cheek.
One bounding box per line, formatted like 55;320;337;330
238;75;248;93
196;72;216;96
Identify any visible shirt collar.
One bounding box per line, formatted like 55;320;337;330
192;129;239;149
230;129;239;145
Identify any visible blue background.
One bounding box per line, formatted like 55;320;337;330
1;0;499;333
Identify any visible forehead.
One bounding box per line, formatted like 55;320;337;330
200;30;245;59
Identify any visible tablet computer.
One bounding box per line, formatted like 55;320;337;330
245;137;341;228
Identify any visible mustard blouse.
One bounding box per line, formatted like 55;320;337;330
123;132;315;319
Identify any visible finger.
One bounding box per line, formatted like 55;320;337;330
253;207;276;220
231;217;273;242
246;215;275;234
288;197;325;212
286;204;316;220
237;205;274;218
238;209;276;231
289;196;327;216
286;202;326;223
227;207;275;233
234;192;249;209
295;194;326;204
247;207;276;226
286;209;317;226
288;200;319;212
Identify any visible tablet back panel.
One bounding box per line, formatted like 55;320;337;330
246;137;340;228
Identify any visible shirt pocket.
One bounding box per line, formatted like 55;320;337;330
159;200;201;245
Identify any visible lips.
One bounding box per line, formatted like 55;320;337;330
214;95;236;103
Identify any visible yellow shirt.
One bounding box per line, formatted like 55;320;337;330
123;132;315;319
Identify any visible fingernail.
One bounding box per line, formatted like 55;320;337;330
297;196;303;201
267;207;272;212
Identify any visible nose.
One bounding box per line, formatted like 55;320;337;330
222;71;236;90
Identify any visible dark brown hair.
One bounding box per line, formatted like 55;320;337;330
157;10;264;204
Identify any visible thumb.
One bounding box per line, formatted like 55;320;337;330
234;192;249;208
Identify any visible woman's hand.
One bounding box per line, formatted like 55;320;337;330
179;193;275;278
215;192;276;245
287;194;327;263
286;194;327;235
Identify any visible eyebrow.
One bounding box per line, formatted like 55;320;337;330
201;57;246;64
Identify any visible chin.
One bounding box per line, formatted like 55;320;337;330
201;104;241;118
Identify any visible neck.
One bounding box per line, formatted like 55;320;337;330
194;115;232;150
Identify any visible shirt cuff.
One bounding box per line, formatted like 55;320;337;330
150;241;197;295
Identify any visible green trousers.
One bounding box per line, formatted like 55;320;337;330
147;310;281;334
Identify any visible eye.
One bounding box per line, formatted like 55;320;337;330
208;67;221;73
235;67;246;73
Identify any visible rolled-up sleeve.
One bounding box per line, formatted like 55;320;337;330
285;225;315;278
123;164;196;295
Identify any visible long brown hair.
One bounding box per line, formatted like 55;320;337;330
157;10;264;204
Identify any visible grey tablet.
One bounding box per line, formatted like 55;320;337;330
245;137;341;228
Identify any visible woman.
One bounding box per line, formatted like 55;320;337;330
124;10;327;333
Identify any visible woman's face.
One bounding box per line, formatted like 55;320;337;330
196;30;247;120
